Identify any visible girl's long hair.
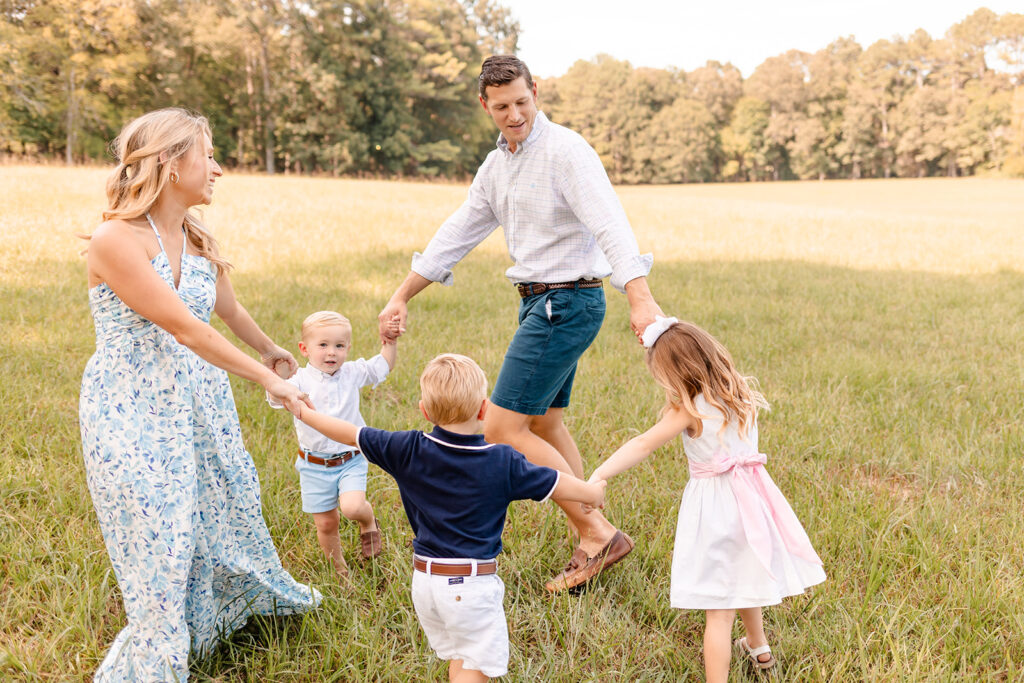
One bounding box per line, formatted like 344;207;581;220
646;321;768;438
93;107;230;274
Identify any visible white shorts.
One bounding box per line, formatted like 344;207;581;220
410;561;508;678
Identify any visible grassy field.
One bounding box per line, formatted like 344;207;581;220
1;166;1023;681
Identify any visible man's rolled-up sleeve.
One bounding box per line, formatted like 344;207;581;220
557;142;653;292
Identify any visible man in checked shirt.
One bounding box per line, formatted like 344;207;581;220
378;55;663;592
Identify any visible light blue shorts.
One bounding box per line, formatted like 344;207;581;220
294;451;369;514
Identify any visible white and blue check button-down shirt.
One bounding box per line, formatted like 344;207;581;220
412;111;653;293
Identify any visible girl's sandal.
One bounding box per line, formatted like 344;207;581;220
734;637;776;670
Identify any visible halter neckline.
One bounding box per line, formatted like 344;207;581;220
145;212;187;289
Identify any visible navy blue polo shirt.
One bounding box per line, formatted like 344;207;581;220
356;425;559;559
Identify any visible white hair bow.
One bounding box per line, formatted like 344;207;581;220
641;315;679;348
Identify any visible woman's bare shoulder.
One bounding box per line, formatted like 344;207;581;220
90;218;137;239
89;217;150;250
86;219;154;274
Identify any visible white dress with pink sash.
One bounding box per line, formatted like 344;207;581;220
669;395;825;610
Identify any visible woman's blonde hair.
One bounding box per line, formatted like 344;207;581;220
301;311;351;339
419;354;488;425
646;321;768;438
99;107;230;274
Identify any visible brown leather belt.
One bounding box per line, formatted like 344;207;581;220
414;557;497;576
516;278;603;298
298;448;359;467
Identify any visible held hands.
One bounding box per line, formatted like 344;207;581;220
266;377;313;417
381;314;402;345
629;299;664;346
260;345;299;379
580;478;607;514
377;302;407;345
623;277;664;346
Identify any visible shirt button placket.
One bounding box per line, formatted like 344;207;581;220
509;160;520;249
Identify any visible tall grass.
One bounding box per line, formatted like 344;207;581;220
1;167;1022;681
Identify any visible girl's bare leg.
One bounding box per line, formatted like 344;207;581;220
738;607;772;664
703;609;736;683
448;659;487;682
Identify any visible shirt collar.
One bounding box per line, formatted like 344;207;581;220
496;110;549;155
304;363;341;382
426;425;492;450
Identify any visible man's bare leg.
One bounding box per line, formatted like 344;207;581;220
528;407;584;537
528;408;584;478
484;403;616;556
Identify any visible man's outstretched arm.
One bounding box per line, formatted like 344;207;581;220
378;271;432;343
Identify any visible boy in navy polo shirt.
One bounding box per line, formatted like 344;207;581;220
296;353;606;682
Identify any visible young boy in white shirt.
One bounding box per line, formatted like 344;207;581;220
269;310;398;578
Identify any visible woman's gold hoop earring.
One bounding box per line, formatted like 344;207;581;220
170;171;179;184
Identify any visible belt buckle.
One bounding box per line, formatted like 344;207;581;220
304;450;344;466
525;283;548;297
327;451;354;465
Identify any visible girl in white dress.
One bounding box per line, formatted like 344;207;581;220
589;318;825;682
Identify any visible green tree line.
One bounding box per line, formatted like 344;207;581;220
0;0;518;176
543;9;1024;182
2;3;1023;182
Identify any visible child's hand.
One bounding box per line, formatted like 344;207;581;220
268;377;312;417
260;345;298;379
383;314;403;341
581;479;607;514
378;303;407;344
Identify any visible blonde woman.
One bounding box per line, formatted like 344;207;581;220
80;108;320;681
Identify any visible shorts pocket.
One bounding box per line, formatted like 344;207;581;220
445;575;503;620
582;289;606;324
541;290;573;324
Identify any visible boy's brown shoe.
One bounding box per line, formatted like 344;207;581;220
360;522;383;559
544;530;634;592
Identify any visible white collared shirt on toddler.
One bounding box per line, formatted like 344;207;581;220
268;355;390;455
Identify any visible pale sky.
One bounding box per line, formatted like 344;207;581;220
504;1;1022;78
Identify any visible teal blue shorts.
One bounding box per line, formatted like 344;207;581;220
490;285;605;416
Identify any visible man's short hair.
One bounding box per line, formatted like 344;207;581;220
479;55;533;100
301;310;351;339
420;354;488;425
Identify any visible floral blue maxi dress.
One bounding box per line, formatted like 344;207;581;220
79;222;321;682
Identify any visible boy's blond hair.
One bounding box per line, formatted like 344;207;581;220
301;311;351;339
420;354;488;425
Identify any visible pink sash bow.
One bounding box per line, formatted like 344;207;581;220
689;451;821;577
